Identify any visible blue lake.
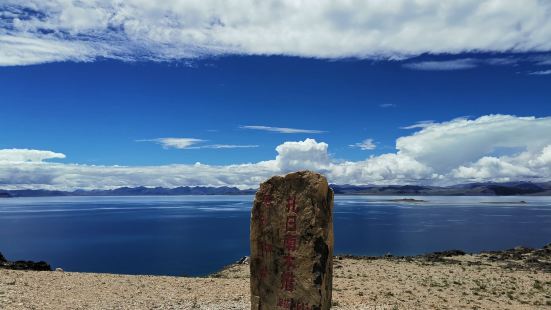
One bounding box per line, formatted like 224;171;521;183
0;195;550;276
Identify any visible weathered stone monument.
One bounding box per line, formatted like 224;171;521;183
250;171;334;310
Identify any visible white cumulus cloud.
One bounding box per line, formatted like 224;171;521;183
452;156;536;182
2;115;551;189
1;0;551;66
0;149;66;163
396;115;551;173
274;139;330;172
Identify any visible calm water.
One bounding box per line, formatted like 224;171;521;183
0;195;550;276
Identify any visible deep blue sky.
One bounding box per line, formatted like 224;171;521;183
2;1;551;189
1;53;550;166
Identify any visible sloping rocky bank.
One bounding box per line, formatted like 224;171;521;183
336;243;551;273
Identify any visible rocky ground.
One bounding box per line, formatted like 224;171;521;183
1;245;550;309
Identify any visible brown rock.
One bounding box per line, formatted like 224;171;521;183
250;171;334;310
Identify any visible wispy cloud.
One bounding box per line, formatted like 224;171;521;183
240;125;325;134
484;57;520;66
138;138;205;149
402;55;551;74
403;59;477;71
401;120;435;129
530;54;551;66
350;139;376;150
189;144;258;149
379;103;397;108
138;138;257;149
528;69;551;75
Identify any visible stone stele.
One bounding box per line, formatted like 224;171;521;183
250;170;334;310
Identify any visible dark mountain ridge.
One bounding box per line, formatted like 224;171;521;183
331;181;551;196
1;181;551;197
0;186;256;198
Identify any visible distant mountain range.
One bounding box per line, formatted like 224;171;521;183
331;181;551;196
1;181;551;198
0;186;256;198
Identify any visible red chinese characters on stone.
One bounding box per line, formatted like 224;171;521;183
253;207;266;226
284;234;297;253
259;264;268;281
255;192;273;285
286;196;297;212
251;172;333;310
277;298;290;309
277;298;311;310
280;195;298;293
280;270;295;292
258;241;273;257
263;194;272;208
285;215;297;232
283;254;295;270
256;241;271;283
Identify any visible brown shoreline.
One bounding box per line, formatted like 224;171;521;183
1;245;550;309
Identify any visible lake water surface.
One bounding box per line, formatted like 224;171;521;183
0;195;550;276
